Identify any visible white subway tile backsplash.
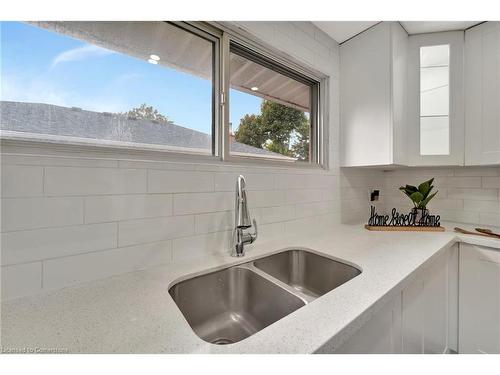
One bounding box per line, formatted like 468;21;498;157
2;154;118;168
453;167;500;177
284;214;338;236
446;188;498;201
426;198;464;211
1;165;44;197
256;222;286;242
286;189;324;204
482;177;500;188
43;241;172;290
173;192;233;215
118;160;196;171
1;262;42;299
247;190;286;208
274;174;308;190
1;223;117;265
172;231;231;263
479;213;500;227
214;173;274;191
118;215;194;247
148;170;213;193
259;205;295;224
295;200;340;218
195;211;233;234
1;197;84;231
85;194;172;223
463;200;500;213
437;176;482;188
44;167;147;196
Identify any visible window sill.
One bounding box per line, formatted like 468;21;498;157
0;130;327;171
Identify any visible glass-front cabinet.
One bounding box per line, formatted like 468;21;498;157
407;31;465;166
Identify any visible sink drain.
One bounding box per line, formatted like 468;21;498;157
211;338;234;345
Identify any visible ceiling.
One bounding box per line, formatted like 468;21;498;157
313;22;379;44
313;21;483;43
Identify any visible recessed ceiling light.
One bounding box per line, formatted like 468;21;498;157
148;59;158;65
149;54;160;61
251;86;259;91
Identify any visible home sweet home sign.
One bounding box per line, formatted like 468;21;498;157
365;206;444;232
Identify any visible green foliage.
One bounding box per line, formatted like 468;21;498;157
234;114;266;149
234;100;310;161
399;178;438;209
121;104;170;124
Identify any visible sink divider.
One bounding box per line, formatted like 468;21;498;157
235;262;316;304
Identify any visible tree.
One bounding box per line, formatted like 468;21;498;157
234;100;310;160
121;104;171;124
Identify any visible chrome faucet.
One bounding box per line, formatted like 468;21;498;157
231;175;258;257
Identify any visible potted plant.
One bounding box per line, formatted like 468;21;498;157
399;178;438;224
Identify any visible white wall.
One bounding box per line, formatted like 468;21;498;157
381;167;500;225
0;21;380;301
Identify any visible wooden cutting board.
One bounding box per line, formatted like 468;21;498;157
364;225;446;232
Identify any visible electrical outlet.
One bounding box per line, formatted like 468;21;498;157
370;189;380;202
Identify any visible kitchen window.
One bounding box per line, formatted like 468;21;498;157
0;21;325;167
227;43;320;164
0;21;218;155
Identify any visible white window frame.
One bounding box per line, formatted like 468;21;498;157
215;22;328;169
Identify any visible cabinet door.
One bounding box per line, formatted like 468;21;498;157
401;246;458;354
459;244;500;353
407;32;465;166
340;22;393;167
465;22;500;165
333;294;402;354
335;245;458;354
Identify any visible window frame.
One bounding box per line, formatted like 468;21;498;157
218;24;327;168
168;21;222;159
0;21;328;169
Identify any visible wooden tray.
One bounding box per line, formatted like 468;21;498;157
364;225;445;232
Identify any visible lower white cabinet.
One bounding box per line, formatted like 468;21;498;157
402;246;458;353
459;244;500;353
335;244;458;353
334;295;402;354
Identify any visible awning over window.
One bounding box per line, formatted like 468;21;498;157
35;21;311;112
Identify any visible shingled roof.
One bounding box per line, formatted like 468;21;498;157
0;101;287;158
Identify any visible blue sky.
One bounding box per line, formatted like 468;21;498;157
0;22;261;134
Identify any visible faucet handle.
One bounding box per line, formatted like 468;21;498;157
249;219;258;243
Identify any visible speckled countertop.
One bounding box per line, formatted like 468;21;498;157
2;223;499;353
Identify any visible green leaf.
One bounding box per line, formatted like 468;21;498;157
410;191;424;204
419;191;438;208
404;184;418;193
418;181;430;196
426;185;434;197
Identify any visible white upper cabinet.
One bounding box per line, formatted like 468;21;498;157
465;22;500;165
340;22;408;167
407;32;465;166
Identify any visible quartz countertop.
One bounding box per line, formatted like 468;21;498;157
2;222;499;353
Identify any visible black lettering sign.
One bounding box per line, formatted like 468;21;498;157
367;206;441;227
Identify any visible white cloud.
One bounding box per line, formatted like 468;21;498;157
51;44;115;68
1;74;129;113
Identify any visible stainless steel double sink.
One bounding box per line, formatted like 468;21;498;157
169;249;361;345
